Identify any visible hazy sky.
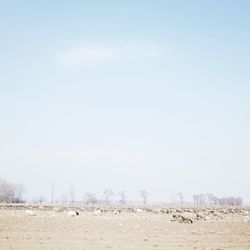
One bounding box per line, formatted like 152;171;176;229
0;1;249;203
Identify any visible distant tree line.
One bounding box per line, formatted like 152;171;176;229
193;193;243;206
54;188;148;205
0;179;244;206
0;179;25;203
81;189;148;205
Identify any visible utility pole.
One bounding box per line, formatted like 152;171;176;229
51;183;54;204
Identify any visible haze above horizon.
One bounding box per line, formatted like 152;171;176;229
0;0;249;203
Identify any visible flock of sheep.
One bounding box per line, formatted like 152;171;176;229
24;208;118;217
23;208;149;218
22;206;250;224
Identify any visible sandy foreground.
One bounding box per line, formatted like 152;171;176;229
0;205;249;250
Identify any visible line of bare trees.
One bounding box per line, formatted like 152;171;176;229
0;179;25;203
0;179;244;206
169;192;243;206
170;192;184;205
38;188;244;206
53;188;148;205
193;193;243;206
82;189;148;205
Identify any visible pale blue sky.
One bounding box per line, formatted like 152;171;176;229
0;1;249;203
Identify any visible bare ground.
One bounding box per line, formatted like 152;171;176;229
0;205;249;250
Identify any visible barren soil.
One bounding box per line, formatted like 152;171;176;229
0;205;249;250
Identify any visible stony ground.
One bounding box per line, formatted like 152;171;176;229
0;204;249;250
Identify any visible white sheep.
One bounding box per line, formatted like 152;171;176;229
113;209;121;215
25;210;36;216
93;209;103;216
67;211;79;217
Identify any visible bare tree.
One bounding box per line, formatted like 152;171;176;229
193;194;198;205
206;193;218;205
218;197;228;205
69;186;76;204
14;184;25;203
118;190;126;205
196;193;206;205
104;189;114;204
140;190;148;205
176;192;184;205
85;192;97;205
0;179;12;203
0;179;25;203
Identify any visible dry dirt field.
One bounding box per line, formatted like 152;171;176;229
0;204;249;250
